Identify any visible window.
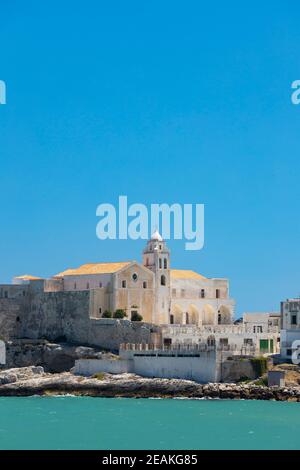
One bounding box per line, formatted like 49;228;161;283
159;245;162;250
132;273;138;282
164;258;168;269
74;283;77;290
159;258;162;269
244;338;253;346
287;349;292;356
186;312;189;324
291;314;297;325
200;289;205;299
122;280;126;288
219;338;228;346
161;275;166;286
86;282;89;289
4;291;8;298
216;289;220;299
99;282;102;288
170;315;174;325
253;326;263;333
99;307;102;314
143;281;147;289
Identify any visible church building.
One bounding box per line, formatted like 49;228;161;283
28;231;235;326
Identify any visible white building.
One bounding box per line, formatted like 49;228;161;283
242;312;280;333
280;298;300;361
160;322;279;356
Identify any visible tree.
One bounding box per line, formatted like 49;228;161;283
113;309;127;319
131;312;143;322
102;310;112;318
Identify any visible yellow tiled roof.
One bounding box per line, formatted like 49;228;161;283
55;262;131;277
171;269;207;280
14;274;42;281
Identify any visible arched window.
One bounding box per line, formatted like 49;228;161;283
161;275;166;286
164;258;167;269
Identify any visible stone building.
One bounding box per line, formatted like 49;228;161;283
17;231;234;326
0;233;283;362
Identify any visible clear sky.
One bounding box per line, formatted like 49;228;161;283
0;1;300;317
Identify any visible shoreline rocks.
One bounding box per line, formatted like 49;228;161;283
2;340;111;373
0;367;300;401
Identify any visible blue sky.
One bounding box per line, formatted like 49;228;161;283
0;1;300;316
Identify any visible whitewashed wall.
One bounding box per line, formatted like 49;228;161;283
74;358;134;375
132;352;219;383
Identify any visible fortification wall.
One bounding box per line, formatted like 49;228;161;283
0;288;157;351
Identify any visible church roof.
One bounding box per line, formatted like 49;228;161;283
55;262;131;277
171;269;207;280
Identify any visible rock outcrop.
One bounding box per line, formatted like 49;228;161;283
0;366;44;385
0;367;300;401
2;340;114;373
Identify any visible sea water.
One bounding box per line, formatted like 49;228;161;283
0;397;299;450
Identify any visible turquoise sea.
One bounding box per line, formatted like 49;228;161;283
0;397;299;450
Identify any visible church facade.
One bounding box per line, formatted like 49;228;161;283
27;231;234;326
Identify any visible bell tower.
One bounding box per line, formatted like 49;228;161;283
143;230;170;324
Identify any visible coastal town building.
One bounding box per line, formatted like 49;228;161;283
12;231;235;327
74;343;266;384
280;298;300;361
0;232;283;376
159;318;280;356
242;312;280;332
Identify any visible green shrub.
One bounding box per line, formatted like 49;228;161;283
92;372;106;381
254;376;268;386
251;357;268;377
131;312;143;322
102;310;112;318
238;376;251;383
113;309;127;319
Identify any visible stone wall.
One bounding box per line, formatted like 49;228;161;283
0;287;159;351
221;356;268;382
74;357;134;375
74;350;220;383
